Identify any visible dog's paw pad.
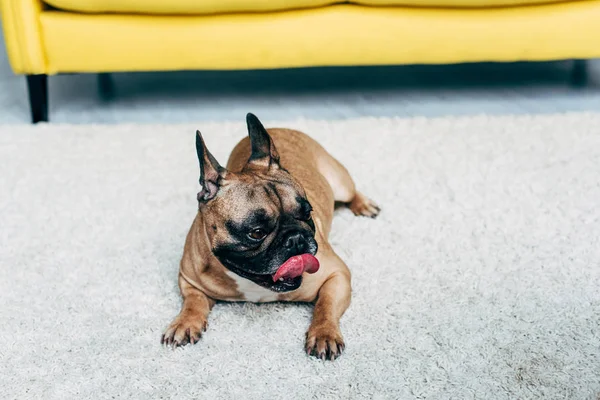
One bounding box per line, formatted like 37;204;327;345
305;325;345;361
349;193;380;219
161;315;207;348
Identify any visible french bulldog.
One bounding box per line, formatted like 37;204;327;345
162;113;380;360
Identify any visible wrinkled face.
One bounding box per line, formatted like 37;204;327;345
202;171;317;292
194;113;318;292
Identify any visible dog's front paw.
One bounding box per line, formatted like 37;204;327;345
305;323;345;361
161;313;208;348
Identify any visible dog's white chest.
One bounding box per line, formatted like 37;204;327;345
226;272;279;303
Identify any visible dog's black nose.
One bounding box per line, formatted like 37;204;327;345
284;232;307;253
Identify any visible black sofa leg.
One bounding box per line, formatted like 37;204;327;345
570;59;588;87
98;73;116;101
26;74;48;123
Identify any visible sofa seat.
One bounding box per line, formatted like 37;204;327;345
44;0;571;14
33;1;600;75
43;0;340;14
360;0;568;6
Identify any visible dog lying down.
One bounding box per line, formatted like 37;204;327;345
162;113;380;360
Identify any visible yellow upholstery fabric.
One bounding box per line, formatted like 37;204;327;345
358;0;568;7
43;0;339;15
35;2;600;75
0;0;46;74
45;0;572;13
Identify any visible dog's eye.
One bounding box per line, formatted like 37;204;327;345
303;207;313;221
248;228;267;241
298;199;313;221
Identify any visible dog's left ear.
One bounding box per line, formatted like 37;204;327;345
245;113;280;170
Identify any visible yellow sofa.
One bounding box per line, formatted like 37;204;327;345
2;0;598;122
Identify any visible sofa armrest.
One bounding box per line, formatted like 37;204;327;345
1;0;46;74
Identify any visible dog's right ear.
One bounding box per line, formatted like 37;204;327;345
245;112;280;170
196;130;224;202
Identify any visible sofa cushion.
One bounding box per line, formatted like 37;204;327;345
43;0;339;14
357;0;568;6
45;0;570;13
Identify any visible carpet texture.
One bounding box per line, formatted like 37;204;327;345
1;114;599;399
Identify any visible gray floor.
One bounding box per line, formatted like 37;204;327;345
1;22;600;123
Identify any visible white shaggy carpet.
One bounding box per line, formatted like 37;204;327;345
1;114;599;399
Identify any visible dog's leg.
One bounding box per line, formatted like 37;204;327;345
162;274;215;347
305;254;351;360
318;153;380;218
347;192;380;218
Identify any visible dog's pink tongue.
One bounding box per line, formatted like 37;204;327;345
272;254;320;282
